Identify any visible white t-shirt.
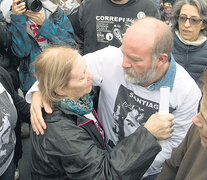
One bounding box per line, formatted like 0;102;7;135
84;46;201;176
0;83;17;176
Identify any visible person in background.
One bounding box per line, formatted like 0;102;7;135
171;0;207;88
0;66;30;180
68;0;161;114
154;0;161;9
156;69;207;180
161;2;172;25
61;0;80;16
10;0;76;96
30;46;174;180
69;0;160;55
0;9;19;92
27;17;201;180
49;0;80;15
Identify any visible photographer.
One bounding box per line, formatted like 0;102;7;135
10;0;76;96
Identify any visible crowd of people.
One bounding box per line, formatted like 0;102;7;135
0;0;207;179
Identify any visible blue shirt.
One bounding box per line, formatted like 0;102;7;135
147;55;176;91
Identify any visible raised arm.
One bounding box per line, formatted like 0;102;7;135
36;7;76;46
10;0;33;57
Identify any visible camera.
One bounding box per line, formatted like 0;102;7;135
19;0;42;12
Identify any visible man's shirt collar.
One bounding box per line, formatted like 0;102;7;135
146;56;176;91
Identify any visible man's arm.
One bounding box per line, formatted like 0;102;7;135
26;82;174;138
25;82;51;134
29;91;51;135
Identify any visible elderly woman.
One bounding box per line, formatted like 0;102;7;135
30;46;166;180
171;0;207;88
156;69;207;179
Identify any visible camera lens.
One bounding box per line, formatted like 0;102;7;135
27;0;42;12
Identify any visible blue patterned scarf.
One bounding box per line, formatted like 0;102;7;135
57;94;93;115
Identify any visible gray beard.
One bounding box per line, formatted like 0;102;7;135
124;63;157;85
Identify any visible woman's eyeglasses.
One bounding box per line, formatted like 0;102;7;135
178;15;203;25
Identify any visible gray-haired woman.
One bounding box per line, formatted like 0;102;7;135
171;0;207;88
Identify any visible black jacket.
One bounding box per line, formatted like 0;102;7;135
31;105;161;180
0;10;12;69
0;10;20;90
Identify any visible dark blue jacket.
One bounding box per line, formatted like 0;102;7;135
172;32;207;85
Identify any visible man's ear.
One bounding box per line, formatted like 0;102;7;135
158;53;168;64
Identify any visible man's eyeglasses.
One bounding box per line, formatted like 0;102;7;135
178;15;203;25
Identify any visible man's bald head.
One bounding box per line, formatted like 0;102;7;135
123;17;173;59
121;17;174;86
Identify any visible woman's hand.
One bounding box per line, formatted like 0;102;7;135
30;91;52;135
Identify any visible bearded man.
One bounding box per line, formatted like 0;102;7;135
28;17;201;180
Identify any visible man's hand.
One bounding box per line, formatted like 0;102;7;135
12;0;26;15
144;113;174;140
25;10;45;25
30;91;52;135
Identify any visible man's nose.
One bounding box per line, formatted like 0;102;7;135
122;56;132;68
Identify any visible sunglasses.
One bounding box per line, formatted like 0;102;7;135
178;15;203;25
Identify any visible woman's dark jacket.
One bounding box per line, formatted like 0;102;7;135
31;105;161;180
172;32;207;85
